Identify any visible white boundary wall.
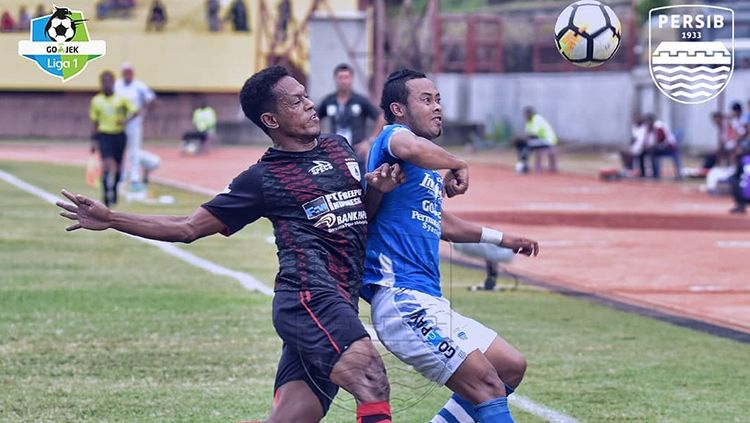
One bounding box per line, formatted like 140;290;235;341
435;68;750;152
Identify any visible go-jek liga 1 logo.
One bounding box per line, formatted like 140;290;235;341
649;5;734;105
17;5;106;82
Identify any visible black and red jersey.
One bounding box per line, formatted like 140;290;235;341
202;135;367;301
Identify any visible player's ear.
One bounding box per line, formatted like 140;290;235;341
260;112;279;131
389;102;405;119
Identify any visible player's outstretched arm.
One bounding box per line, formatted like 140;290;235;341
363;163;404;220
441;210;539;257
389;131;469;197
56;189;225;243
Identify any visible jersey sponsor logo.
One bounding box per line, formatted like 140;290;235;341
303;196;330;219
346;161;361;182
309;160;333;175
407;310;457;360
419;172;443;200
303;189;363;220
314;212;337;228
314;210;367;232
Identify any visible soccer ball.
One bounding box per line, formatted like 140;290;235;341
47;17;76;42
554;0;622;67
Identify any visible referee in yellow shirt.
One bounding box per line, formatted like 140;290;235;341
90;71;139;206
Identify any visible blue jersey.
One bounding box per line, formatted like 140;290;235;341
361;124;444;301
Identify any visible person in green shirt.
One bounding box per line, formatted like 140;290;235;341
90;70;139;206
181;96;217;155
514;106;558;173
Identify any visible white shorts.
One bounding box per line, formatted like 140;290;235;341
370;286;498;386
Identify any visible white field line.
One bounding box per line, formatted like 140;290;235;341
0;168;580;423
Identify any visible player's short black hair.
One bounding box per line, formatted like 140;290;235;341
731;102;742;113
380;68;427;123
99;70;114;80
239;65;290;134
334;63;353;75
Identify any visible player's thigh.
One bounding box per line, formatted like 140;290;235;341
273;343;338;418
483;336;526;388
268;380;324;423
329;336;389;402
445;348;505;405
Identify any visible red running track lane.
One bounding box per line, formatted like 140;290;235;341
2;143;748;333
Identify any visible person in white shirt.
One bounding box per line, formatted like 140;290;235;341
641;114;678;179
114;62;156;193
620;113;648;177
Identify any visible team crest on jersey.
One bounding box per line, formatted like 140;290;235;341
346;161;361;181
309;160;333;175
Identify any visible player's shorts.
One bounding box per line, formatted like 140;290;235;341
272;289;370;413
96;132;127;163
370;285;497;386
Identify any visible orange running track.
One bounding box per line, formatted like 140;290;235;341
2;143;748;335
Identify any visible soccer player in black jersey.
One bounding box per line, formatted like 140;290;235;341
56;66;402;423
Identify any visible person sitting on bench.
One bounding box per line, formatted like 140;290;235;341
514;106;558;173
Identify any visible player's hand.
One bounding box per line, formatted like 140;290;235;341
56;189;112;232
500;235;539;257
365;163;404;193
444;164;469;198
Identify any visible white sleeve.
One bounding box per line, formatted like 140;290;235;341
138;81;156;103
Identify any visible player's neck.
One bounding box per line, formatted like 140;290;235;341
272;136;318;152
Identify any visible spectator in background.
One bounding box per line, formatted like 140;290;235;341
206;0;221;32
620;112;647;177
96;0;110;20
641;114;677;179
641;114;676;178
181;97;217;155
34;4;47;18
226;0;249;32
17;6;31;31
1;10;16;32
729;138;750;214
705;111;740;194
514;106;558;173
146;0;167;31
316;63;384;167
115;62;156;196
276;0;291;43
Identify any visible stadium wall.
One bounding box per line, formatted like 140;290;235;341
436;69;750;153
0;91;270;144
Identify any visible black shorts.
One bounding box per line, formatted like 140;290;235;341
272;290;369;413
96;133;126;163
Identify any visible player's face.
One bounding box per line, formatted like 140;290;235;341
270;76;321;140
122;68;134;83
335;70;353;93
101;73;114;94
403;78;442;140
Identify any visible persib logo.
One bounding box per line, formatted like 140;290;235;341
649;5;734;105
17;5;106;82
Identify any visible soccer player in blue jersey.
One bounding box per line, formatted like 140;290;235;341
362;69;539;423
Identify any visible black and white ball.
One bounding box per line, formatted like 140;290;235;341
554;0;622;67
47;17;76;42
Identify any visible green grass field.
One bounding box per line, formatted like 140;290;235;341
1;161;748;422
